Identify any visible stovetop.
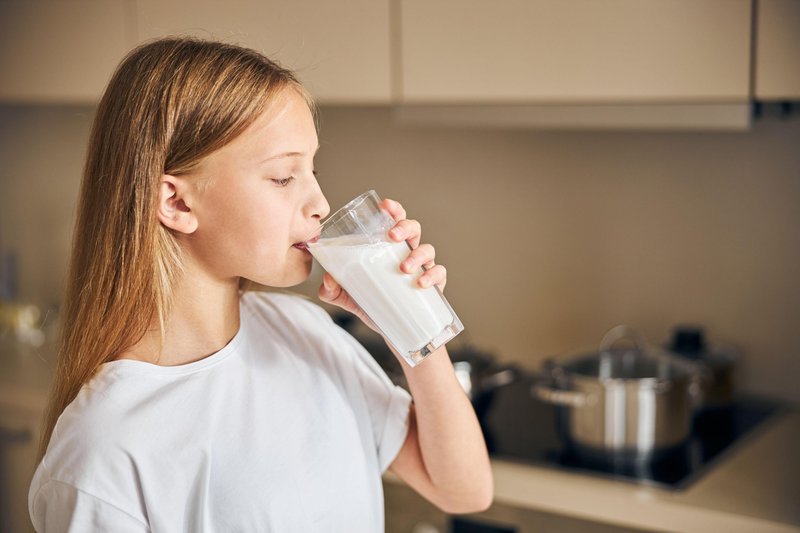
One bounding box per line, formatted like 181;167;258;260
482;374;783;490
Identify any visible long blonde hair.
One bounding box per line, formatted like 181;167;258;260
38;37;312;460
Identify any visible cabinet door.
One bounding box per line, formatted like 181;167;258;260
399;0;752;104
755;0;800;100
0;0;133;104
136;0;391;104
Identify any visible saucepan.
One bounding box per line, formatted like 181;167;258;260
532;325;708;461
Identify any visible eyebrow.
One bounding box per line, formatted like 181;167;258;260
260;145;321;163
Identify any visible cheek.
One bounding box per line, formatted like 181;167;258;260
214;187;269;240
248;213;290;264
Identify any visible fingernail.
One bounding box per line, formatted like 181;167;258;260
390;228;403;239
402;258;414;271
419;277;431;288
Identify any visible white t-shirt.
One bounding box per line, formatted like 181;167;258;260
28;292;412;532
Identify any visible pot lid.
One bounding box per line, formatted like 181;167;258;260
549;325;704;383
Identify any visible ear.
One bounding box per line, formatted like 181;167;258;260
157;174;199;234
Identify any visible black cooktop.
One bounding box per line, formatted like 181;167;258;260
482;373;783;490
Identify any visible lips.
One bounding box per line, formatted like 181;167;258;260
293;232;320;252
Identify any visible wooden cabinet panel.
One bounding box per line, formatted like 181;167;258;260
2;1;774;109
0;0;133;104
399;0;752;104
755;0;800;100
136;0;392;104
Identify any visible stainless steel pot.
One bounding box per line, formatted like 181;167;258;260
532;326;705;460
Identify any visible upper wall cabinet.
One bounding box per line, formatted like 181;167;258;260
0;0;133;104
754;0;800;100
135;0;392;104
3;0;795;111
398;0;753;104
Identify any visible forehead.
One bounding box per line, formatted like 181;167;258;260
207;89;318;166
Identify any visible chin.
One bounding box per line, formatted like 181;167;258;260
253;263;313;289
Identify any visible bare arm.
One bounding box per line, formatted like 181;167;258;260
388;345;493;513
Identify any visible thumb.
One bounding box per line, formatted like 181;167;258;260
319;273;381;333
318;273;342;303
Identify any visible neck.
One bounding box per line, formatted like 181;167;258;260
117;261;242;366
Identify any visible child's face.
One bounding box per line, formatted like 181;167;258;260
185;88;329;287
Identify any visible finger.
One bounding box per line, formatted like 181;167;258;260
400;243;435;274
318;272;344;303
380;198;407;222
318;273;380;332
389;219;422;248
319;274;359;313
418;264;447;291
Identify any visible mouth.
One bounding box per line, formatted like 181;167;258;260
297;234;320;248
293;230;320;254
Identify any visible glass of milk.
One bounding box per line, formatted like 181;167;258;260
306;190;464;367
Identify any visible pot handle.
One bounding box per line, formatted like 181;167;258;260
482;365;517;391
531;382;595;407
599;324;647;355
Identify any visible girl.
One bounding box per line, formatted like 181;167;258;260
28;38;492;531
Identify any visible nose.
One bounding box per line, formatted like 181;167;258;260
306;180;330;221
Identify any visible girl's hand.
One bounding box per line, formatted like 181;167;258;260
318;198;448;334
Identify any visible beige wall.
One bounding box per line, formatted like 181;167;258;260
0;106;92;307
1;105;798;403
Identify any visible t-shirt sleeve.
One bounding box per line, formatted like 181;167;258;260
330;324;413;473
30;478;149;533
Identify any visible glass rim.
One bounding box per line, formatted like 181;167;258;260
304;189;378;242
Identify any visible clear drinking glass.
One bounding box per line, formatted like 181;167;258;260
306;190;464;367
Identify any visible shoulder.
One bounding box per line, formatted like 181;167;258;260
32;370;148;523
240;290;374;370
39;369;141;487
241;289;329;317
241;290;337;335
241;290;351;360
29;475;149;532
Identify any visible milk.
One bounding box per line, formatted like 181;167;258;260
308;234;458;360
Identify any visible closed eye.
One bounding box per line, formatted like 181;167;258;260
271;177;295;187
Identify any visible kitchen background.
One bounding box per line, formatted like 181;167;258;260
2;1;799;532
3;104;799;401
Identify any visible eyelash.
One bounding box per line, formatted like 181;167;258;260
271;170;318;187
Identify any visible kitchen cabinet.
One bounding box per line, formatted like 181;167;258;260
0;342;54;533
754;0;800;100
2;0;795;115
135;0;392;104
398;0;753;104
0;0;133;104
0;405;38;533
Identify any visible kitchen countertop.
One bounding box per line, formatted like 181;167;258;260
385;409;800;532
